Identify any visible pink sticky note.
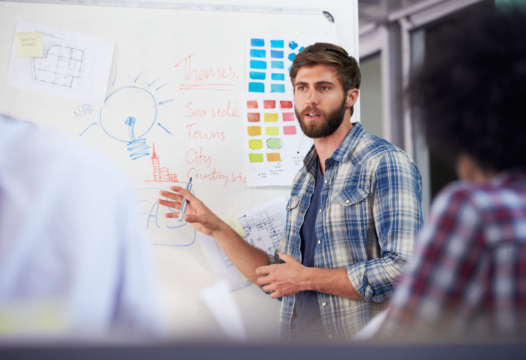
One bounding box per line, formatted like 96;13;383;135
283;126;297;135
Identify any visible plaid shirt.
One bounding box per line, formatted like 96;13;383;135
269;123;423;340
381;171;526;338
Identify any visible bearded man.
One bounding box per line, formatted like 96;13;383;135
158;43;423;341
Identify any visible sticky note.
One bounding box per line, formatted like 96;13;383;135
247;126;261;136
249;140;263;150
249;154;264;163
266;127;279;136
267;138;282;149
16;32;43;58
267;153;282;162
248;82;264;93
224;214;247;238
248;113;260;122
247;101;258;109
283;112;295;121
264;113;279;122
271;73;285;81
271;84;285;93
284;126;297;135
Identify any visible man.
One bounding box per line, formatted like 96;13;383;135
380;7;526;339
0;115;162;338
159;43;423;340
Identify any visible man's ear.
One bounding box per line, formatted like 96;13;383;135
346;88;359;108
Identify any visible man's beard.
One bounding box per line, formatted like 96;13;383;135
294;95;347;139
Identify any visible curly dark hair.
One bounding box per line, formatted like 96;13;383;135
290;43;361;116
411;7;526;171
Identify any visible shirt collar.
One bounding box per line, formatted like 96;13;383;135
302;123;365;176
492;169;526;187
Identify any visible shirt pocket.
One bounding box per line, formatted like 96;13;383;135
330;188;369;206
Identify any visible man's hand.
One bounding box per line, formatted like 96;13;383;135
158;186;226;237
256;253;310;299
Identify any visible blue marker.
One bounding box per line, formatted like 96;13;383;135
178;177;193;222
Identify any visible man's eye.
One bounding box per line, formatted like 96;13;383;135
321;86;330;91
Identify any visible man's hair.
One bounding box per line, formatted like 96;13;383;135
411;7;526;172
289;43;361;116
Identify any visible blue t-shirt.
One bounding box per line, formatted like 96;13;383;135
290;161;324;335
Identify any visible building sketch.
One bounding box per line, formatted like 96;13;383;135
218;210;285;268
146;143;178;182
33;45;83;87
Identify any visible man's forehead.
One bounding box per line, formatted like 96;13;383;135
293;64;340;84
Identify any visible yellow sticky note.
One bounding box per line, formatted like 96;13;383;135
16;32;43;58
224;214;247;238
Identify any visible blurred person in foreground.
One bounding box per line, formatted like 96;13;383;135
0;115;162;339
380;7;526;340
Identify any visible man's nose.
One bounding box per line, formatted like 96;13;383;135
307;89;319;106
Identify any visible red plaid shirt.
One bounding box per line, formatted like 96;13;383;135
381;171;526;338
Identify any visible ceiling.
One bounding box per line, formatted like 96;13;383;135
358;0;431;28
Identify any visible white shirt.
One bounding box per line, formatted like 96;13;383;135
0;115;162;338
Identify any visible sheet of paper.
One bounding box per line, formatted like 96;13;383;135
199;280;247;342
353;308;389;341
199;197;288;291
7;20;115;106
242;94;313;187
16;32;43;57
245;34;339;97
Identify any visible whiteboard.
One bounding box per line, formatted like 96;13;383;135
0;0;357;340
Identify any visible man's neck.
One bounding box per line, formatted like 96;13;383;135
313;119;354;175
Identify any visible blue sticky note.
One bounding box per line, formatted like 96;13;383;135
271;40;284;48
271;50;284;59
249;82;265;93
250;49;266;58
289;41;298;50
271;84;285;93
251;38;265;47
271;61;284;69
250;60;267;70
271;73;285;81
250;72;266;80
288;53;296;61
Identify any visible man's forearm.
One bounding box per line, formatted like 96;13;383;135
212;222;269;284
303;267;363;300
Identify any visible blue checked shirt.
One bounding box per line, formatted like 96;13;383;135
269;123;423;340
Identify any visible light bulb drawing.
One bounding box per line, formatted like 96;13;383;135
99;86;157;161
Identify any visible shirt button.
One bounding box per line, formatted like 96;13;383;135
318;240;321;244
325;180;328;184
328;335;333;339
346;200;350;204
322;302;327;306
319;209;322;213
289;303;292;306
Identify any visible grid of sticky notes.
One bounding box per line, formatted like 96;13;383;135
246;99;297;163
248;38;286;94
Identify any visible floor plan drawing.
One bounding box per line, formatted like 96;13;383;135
7;20;115;105
239;211;285;255
33;45;84;87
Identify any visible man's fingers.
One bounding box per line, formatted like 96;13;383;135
165;212;180;218
257;275;272;286
159;190;183;202
171;186;203;208
256;265;272;275
158;199;180;210
277;252;296;263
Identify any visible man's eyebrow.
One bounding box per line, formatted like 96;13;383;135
294;81;335;86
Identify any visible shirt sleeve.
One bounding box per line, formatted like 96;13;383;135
380;186;483;336
347;151;423;302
